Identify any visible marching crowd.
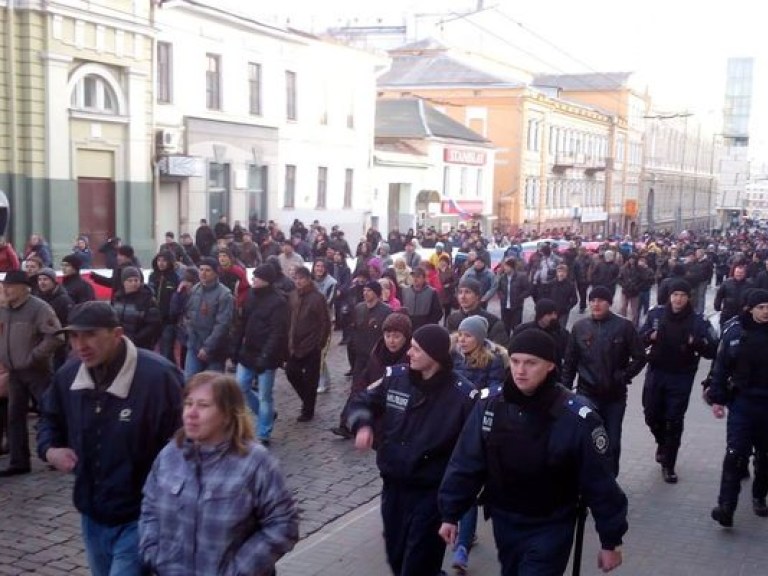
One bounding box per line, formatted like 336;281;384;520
0;217;767;576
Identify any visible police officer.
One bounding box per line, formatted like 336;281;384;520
640;278;718;483
438;330;628;575
348;324;476;576
708;288;768;527
562;285;647;476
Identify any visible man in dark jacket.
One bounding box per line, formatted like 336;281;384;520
714;263;750;329
447;278;509;348
195;218;216;257
233;264;288;445
496;257;531;333
286;266;331;422
148;250;181;363
349;281;392;380
90;245;140;302
439;330;628;575
36;268;74;370
590;250;620;298
640;279;717;483
562;285;647;476
348;325;477;576
38;301;182;575
60;254;95;305
513;299;569;369
400;267;442;330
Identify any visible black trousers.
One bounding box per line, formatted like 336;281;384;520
381;482;446;576
718;395;768;510
8;368;50;469
642;368;695;470
501;307;523;336
285;349;321;418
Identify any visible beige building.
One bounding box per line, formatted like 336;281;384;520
0;0;155;263
377;41;649;237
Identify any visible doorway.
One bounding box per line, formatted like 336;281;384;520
77;177;115;268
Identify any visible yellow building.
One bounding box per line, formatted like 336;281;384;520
0;0;154;263
378;40;650;237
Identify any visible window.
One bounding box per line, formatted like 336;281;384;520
284;165;296;208
70;74;118;114
157;42;172;104
248;164;267;220
248;62;262;116
285;70;297;120
344;168;353;208
443;166;451;197
206;54;221;110
317;166;328;208
476;169;483;198
208;162;229;225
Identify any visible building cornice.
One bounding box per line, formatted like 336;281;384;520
34;1;157;36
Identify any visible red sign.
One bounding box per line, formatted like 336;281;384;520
444;148;486;166
441;199;485;215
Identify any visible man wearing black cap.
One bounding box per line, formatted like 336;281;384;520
562;285;646;476
232;264;288;445
61;254;96;305
513;298;569;368
0;271;64;476
182;256;234;378
400;267;442;330
439;329;628;575
707;288;768;527
640;279;718;483
37;301;183;574
447;278;509;348
348;324;477;576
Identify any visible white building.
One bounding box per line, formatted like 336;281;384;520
372;99;495;234
153;1;388;239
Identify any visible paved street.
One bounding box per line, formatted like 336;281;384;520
2;288;768;575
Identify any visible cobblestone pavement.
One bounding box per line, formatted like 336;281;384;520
2;287;767;575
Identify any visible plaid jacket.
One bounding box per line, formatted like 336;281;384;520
139;439;299;575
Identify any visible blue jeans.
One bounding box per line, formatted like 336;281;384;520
184;350;224;380
81;516;142;576
157;323;177;365
457;504;478;550
236;364;276;440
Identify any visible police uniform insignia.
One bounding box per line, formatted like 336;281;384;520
385;366;393;377
578;406;592;419
591;426;609;455
482;409;494;432
367;377;384;391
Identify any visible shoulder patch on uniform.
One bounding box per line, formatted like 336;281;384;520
385;364;409;378
563;393;594;420
367;377;384;391
480;383;504;399
591;425;609;455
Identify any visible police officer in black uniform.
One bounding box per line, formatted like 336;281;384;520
640;278;718;483
708;288;768;527
348;324;477;576
438;330;628;575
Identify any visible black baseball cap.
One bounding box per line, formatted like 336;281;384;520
58;301;120;333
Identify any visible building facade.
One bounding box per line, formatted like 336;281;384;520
153;1;388;241
372;98;495;235
0;0;155;264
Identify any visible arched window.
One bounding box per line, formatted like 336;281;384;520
70;74;118;114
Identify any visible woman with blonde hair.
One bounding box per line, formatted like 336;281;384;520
139;372;299;576
449;315;508;573
392;257;412;289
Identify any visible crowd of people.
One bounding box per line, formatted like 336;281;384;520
1;216;768;575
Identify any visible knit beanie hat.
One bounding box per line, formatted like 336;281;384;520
365;280;382;298
382;312;412;339
121;266;141;282
38;268;58;283
458;315;489;343
508;329;557;363
589;285;613;304
667;278;692;297
62;254;83;270
535;298;558;320
747;288;768;308
412;324;452;369
253;263;277;284
199;256;219;273
458;277;482;295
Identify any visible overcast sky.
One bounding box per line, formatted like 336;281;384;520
222;0;767;150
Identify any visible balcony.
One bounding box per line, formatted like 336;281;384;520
552;153;575;170
585;158;607;174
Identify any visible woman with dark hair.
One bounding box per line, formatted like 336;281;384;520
139;372;299;576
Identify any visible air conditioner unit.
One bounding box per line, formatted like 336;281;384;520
156;129;180;153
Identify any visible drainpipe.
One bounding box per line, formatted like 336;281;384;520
6;0;18;243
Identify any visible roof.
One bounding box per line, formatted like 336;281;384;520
379;41;526;88
532;72;635;92
376;98;488;143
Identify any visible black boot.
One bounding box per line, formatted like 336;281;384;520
711;505;735;527
662;467;678;484
753;498;768;517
